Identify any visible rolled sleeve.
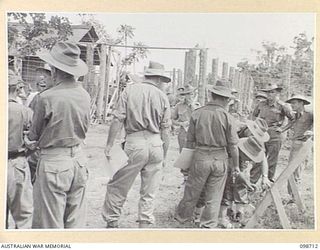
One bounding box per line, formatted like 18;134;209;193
186;116;196;148
112;89;128;122
282;103;295;121
226;114;239;145
160;98;172;129
28;97;47;141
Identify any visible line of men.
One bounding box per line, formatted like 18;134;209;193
7;41;313;229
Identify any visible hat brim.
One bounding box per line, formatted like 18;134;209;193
246;120;270;142
286;97;310;105
36;67;51;75
180;88;197;95
37;51;88;77
144;72;171;83
238;138;264;163
261;87;283;92
207;87;235;99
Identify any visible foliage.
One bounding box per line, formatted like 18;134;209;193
8;12;73;56
237;33;314;96
79;14;149;70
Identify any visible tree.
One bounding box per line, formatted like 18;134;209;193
8;12;73;57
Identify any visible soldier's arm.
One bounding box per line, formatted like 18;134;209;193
160;106;171;159
28;97;46;141
105;89;127;157
226;114;240;172
251;102;260;120
185;115;196;149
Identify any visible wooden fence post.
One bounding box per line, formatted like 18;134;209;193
184;49;197;86
103;46;112;122
96;44;107;122
198;48;208;106
222;62;228;80
211;58;219;84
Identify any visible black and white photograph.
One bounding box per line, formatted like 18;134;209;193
6;12;315;231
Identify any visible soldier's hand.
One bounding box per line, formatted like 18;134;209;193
104;145;112;160
24;135;37;151
247;183;257;192
261;176;272;190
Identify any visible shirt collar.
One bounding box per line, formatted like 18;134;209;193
142;80;159;88
207;102;227;110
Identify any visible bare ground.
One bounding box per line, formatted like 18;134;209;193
84;124;315;230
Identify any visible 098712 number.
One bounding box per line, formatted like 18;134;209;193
300;244;318;248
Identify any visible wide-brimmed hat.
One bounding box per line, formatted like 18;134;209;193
143;61;171;83
238;136;265;163
180;84;197;95
255;91;267;99
286;94;311;105
36;64;51;75
261;84;283;92
246;118;270;142
207;80;235;99
37;42;88;77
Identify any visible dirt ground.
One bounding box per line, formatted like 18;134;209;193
8;123;314;229
84;124;315;230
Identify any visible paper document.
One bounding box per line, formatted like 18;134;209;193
174;148;195;170
105;144;128;179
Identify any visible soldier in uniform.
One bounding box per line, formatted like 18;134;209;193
28;42;91;228
102;61;171;228
7;73;33;229
277;94;313;199
175;83;239;228
250;84;294;183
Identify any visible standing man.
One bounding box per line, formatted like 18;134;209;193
7;73;33;229
102;61;171;228
25;64;52;108
278;94;313;197
26;65;53;183
172;84;196;153
28;42;91;228
175;84;239;228
250;84;294;183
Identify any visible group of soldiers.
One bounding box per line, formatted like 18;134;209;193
7;41;313;229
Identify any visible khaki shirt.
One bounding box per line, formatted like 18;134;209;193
186;103;239;148
113;81;171;134
28;81;91;148
252;99;294;140
8;99;33;152
291;110;313;141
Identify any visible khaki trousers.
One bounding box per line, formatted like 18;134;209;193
102;131;163;225
7;156;33;229
32;146;89;229
175;148;228;228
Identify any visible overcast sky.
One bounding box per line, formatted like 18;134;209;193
46;13;315;75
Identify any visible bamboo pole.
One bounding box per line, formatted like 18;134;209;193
103;46;113;122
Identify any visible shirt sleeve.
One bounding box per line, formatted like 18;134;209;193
186;114;196;148
172;104;179;120
226;113;239;145
252;102;260;118
160;96;172;129
28;96;47;141
112;88;128;122
282;103;295;121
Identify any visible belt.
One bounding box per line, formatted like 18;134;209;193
127;130;160;138
196;145;226;151
40;145;81;157
8;150;26;160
